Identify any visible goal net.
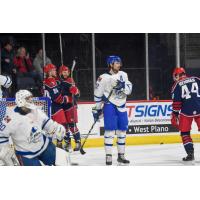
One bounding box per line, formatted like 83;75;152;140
0;97;51;117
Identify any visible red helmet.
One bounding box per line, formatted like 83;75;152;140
44;64;56;73
59;65;70;76
173;67;186;81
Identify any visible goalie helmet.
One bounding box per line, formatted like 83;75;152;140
106;55;122;66
15;90;36;109
173;67;186;81
44;64;56;74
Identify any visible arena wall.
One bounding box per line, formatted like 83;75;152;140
77;100;200;148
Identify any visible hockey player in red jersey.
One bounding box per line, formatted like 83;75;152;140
43;64;72;145
171;67;200;161
58;65;81;151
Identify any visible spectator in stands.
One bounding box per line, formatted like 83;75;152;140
1;40;17;97
33;48;52;81
13;47;43;88
1;41;16;75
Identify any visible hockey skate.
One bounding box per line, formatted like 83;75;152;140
106;154;112;165
182;153;194;162
117;154;130;165
74;141;81;151
63;141;73;153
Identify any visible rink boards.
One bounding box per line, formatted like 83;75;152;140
77;100;200;148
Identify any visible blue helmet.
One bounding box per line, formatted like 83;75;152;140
106;55;122;66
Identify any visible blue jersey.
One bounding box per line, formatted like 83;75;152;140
171;76;200;117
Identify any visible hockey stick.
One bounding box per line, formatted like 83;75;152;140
80;89;114;155
70;58;78;149
59;33;64;66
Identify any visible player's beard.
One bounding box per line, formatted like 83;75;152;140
110;67;119;74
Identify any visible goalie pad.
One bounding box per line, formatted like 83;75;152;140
55;147;69;166
0;144;19;166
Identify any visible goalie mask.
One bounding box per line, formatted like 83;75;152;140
15;90;36;109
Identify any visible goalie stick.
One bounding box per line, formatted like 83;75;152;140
80;88;114;155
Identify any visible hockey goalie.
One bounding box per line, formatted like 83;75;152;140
0;90;70;166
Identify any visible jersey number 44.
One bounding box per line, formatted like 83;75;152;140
181;82;200;99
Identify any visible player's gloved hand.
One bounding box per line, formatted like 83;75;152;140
92;107;103;122
69;86;79;95
113;80;125;90
54;124;66;142
171;111;179;129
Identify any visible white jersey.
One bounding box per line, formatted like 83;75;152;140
0;107;57;159
94;71;132;108
0;75;12;98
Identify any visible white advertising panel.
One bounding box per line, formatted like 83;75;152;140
77;101;199;138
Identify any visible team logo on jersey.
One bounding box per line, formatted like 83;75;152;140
27;126;42;143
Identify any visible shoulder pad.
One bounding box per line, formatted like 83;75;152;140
44;77;57;88
192;76;200;81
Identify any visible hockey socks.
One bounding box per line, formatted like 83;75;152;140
64;131;71;143
116;130;126;154
68;124;80;142
104;131;115;155
181;132;194;157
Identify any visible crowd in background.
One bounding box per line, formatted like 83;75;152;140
1;33;185;101
0;37;52;97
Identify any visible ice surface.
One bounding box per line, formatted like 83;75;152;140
70;143;200;166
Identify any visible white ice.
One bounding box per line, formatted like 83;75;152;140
70;143;200;166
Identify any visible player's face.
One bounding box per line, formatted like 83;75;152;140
173;75;179;82
111;62;121;73
62;70;70;78
25;95;33;104
51;69;57;77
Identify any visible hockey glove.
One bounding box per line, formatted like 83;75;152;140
114;80;125;90
171;111;179;129
92;107;103;122
54;124;66;142
69;86;79;95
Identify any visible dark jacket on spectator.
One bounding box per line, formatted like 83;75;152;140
1;48;15;74
13;56;34;73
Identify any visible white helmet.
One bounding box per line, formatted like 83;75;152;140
15;90;36;109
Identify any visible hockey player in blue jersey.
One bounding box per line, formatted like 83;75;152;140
93;56;132;165
171;67;200;162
